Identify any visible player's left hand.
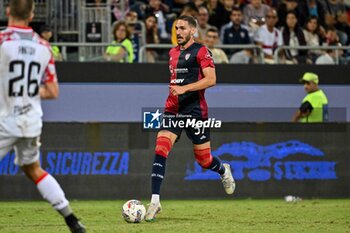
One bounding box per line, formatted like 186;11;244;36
169;85;186;96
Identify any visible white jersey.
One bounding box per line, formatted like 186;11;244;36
0;26;57;138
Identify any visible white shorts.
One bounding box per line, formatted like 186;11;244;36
0;136;41;166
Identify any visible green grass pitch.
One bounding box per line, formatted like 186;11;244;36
0;199;349;233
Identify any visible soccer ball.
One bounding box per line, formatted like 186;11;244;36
122;200;146;223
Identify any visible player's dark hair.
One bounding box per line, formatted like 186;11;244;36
177;15;197;28
9;0;34;20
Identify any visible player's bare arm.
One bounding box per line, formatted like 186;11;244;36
169;67;216;96
40;81;59;99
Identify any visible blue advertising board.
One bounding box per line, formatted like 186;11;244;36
0;123;349;200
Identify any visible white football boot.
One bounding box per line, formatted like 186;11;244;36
221;163;236;195
145;202;162;222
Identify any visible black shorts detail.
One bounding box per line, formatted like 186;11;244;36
159;112;210;145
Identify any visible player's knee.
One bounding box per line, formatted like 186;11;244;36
155;136;172;158
194;148;213;168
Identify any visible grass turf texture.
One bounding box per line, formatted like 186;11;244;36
0;199;349;233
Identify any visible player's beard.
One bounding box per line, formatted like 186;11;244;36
177;34;191;46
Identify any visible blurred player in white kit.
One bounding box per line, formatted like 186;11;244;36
0;0;86;232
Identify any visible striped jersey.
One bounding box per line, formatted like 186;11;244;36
165;42;214;119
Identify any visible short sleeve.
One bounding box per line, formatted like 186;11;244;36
42;51;57;83
299;101;313;113
197;46;215;69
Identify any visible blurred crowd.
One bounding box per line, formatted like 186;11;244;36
83;0;350;64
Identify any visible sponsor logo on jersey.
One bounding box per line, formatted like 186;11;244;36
14;104;32;115
205;51;212;59
170;79;184;84
174;68;188;73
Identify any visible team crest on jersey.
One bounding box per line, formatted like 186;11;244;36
205;50;213;59
169;65;174;74
185;53;191;60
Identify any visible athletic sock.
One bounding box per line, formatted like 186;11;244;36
59;205;73;217
151;194;160;204
35;173;70;213
151;154;167;195
208;156;225;175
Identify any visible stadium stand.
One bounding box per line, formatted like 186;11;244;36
1;0;350;64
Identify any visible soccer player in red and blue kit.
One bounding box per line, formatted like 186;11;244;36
145;15;235;221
